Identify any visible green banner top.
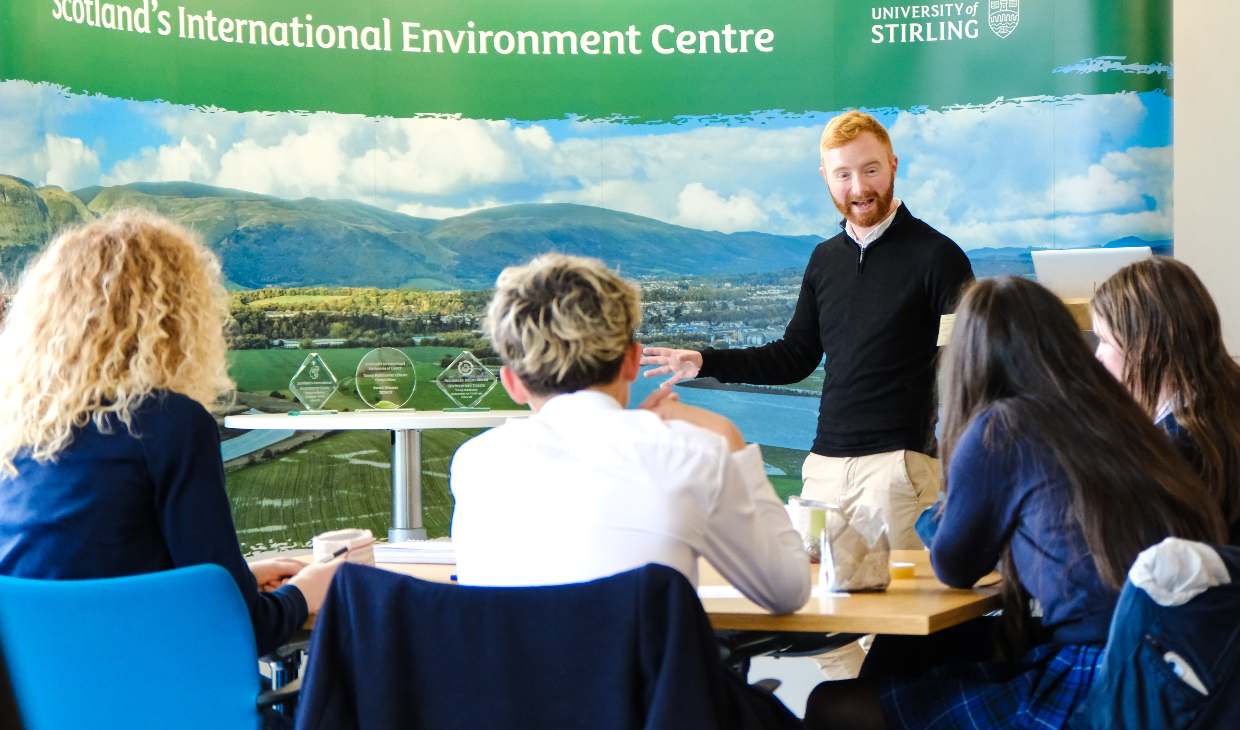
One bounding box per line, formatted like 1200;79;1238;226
2;0;1170;121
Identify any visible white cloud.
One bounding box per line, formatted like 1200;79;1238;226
0;80;1174;251
105;135;216;185
0;82;98;189
216;120;353;199
43;134;101;190
542;178;669;221
396;200;500;219
347;117;525;197
1053;163;1144;215
673;183;768;233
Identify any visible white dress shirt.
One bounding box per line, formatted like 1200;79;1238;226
845;198;902;249
449;390;811;614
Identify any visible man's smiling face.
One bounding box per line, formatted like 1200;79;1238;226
821;131;898;230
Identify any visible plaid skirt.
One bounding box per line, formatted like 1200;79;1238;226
879;643;1105;730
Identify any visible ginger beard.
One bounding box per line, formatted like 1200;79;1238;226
831;175;895;230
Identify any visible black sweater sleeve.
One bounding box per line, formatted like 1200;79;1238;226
927;239;974;316
698;254;824;386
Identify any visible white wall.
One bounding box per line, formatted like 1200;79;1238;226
1174;0;1240;353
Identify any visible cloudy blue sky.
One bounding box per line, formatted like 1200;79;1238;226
0;80;1171;250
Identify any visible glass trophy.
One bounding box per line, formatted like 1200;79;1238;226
288;352;339;413
355;347;417;409
434;351;497;411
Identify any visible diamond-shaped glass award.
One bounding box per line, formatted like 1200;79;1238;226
288;352;339;412
434;351;497;411
355;347;417;410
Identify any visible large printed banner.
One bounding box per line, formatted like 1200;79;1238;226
0;0;1172;549
5;1;1168;118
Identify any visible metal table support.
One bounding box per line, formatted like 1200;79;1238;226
389;429;427;542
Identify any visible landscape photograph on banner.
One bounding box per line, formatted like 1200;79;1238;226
0;0;1172;552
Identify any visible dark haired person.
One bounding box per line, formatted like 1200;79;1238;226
1092;256;1240;544
804;277;1224;730
449;253;810;614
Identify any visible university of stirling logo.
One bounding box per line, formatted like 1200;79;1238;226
989;0;1019;39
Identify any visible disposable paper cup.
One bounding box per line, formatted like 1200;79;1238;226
312;528;375;565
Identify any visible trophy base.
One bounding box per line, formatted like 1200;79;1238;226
288;409;339;416
442;407;491;412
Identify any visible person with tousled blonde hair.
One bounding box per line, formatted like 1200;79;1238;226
0;209;338;657
449;253;810;616
1091;256;1240;543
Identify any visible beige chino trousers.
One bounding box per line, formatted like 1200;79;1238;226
801;449;942;678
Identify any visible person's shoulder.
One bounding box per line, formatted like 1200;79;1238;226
661;418;731;455
804;231;854;276
452;420;512;462
901;207;966;253
133;390;214;428
811;230;851;257
954;405;1009;457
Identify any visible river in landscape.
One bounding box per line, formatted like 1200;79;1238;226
629;375;818;451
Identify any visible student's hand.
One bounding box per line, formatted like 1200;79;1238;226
647;399;745;452
637;382;679;411
640;347;703;386
287;559;341;614
249;558;305;592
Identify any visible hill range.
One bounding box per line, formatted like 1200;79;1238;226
0;175;1170;287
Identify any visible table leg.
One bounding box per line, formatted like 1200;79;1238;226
389;429;427;542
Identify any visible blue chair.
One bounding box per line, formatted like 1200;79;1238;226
0;564;288;729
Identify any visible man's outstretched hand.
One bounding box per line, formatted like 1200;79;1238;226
640;347;703;386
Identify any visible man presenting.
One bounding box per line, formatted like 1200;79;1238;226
643;111;973;550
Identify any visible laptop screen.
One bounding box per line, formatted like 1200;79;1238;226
1030;247;1152;299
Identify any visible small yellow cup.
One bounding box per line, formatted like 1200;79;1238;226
889;562;916;580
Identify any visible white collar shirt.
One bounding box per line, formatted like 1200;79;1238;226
845;198;902;249
449;389;810;613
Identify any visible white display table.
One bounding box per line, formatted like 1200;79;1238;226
223;410;529;541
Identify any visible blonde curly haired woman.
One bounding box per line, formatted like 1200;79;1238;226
0;210;337;656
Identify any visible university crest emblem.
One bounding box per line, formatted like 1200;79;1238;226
989;0;1019;39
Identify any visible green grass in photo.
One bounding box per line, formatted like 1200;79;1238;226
226;427;478;554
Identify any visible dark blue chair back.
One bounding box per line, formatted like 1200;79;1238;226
0;564;262;730
295;562;800;730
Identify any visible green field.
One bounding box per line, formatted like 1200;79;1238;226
225;346;808;554
225;346;520;553
228;427;472;554
246;294;353;309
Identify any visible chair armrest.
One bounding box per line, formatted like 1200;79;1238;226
262;630;311;662
257;676;301;708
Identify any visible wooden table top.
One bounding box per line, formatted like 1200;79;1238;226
299;549;1000;636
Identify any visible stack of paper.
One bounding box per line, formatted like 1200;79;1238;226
374;540;456;564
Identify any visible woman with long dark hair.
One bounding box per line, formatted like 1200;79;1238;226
805;276;1223;730
1092;256;1240;544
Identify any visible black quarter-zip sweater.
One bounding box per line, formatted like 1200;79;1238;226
699;203;973;457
